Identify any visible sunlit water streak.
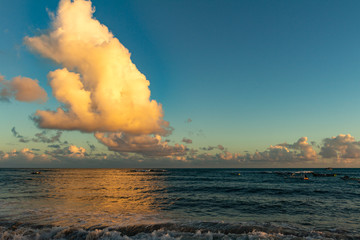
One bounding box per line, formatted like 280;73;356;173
0;168;359;239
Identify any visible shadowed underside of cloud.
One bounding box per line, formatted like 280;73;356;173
46;145;87;158
0;74;47;103
246;137;317;163
94;132;188;158
11;127;29;143
319;134;360;162
32;130;63;143
201;145;225;151
25;0;169;135
182;137;192;144
196;137;318;165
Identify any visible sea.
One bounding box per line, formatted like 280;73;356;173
0;168;359;240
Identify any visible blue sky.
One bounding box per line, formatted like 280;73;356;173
1;0;360;167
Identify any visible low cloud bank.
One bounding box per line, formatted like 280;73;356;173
2;134;360;167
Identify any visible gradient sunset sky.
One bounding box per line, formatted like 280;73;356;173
1;0;360;168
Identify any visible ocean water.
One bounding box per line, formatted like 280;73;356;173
0;168;359;239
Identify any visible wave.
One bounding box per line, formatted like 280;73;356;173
0;221;358;240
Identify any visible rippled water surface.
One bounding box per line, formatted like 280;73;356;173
0;168;359;239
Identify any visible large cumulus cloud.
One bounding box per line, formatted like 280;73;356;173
25;0;169;135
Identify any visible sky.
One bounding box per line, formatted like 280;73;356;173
1;0;360;168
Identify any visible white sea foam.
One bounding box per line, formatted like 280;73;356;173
0;222;357;240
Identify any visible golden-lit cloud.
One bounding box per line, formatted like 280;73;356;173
68;145;86;158
218;151;243;161
25;0;169;135
0;74;47;103
0;148;43;162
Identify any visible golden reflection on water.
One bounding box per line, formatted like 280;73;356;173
24;169;169;227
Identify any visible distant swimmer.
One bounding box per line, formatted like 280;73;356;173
341;175;360;181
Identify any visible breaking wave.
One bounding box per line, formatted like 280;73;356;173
0;221;358;240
